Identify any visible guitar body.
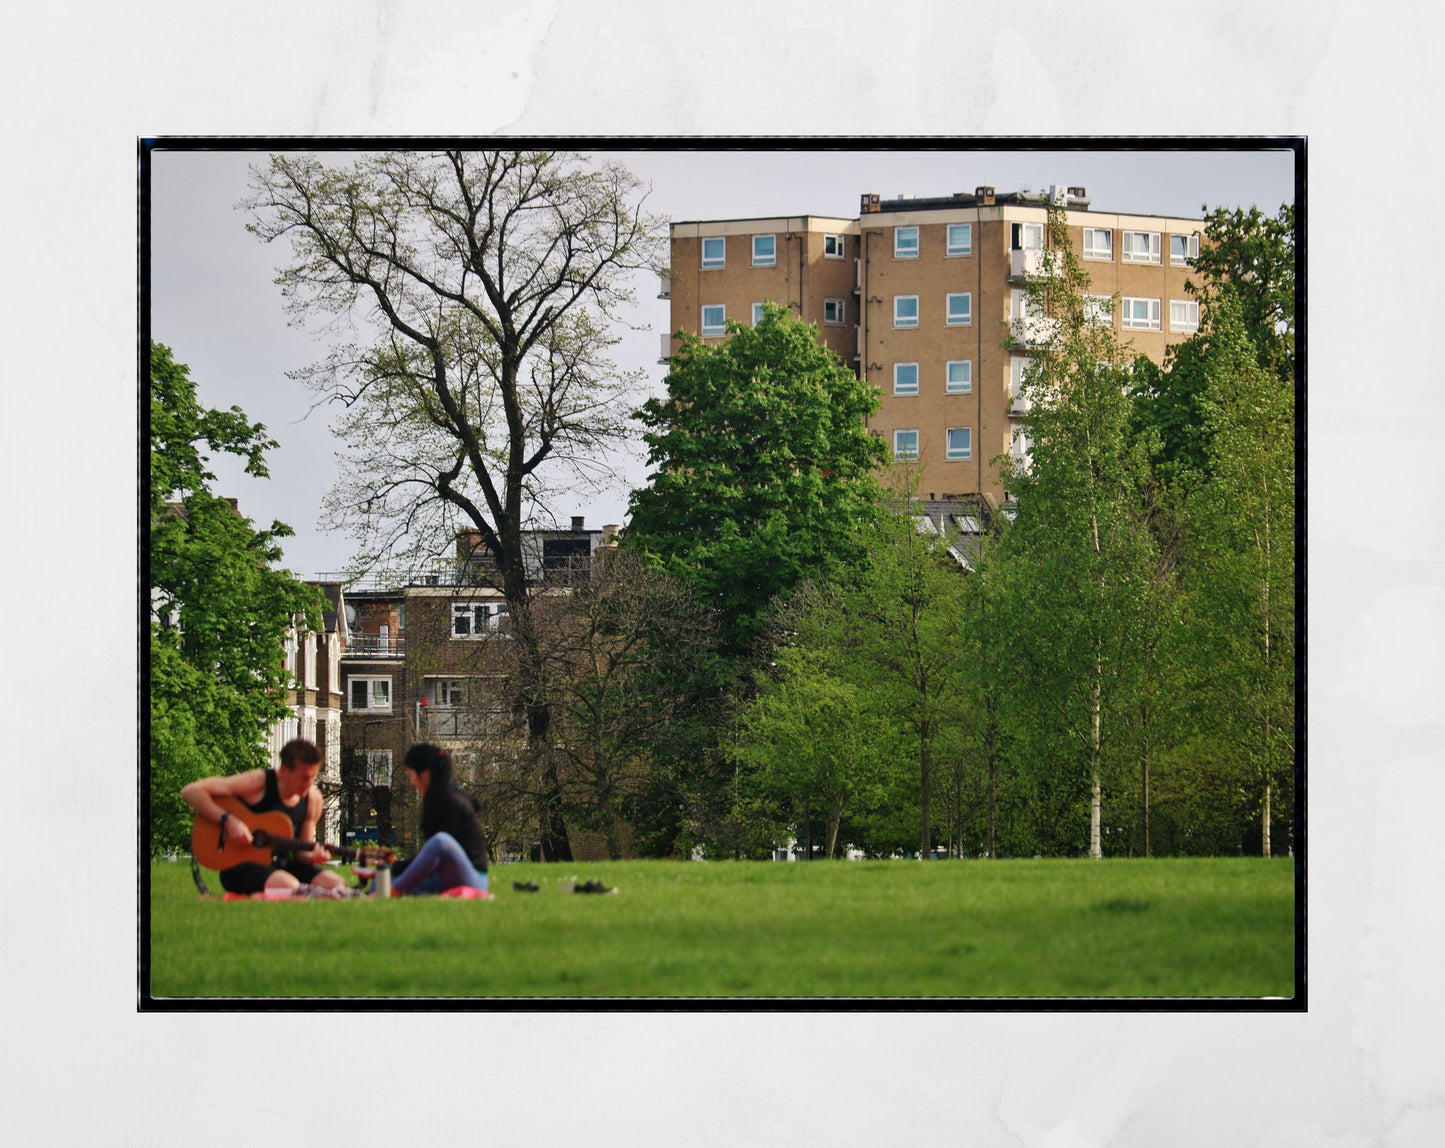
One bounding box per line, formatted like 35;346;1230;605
191;795;299;872
190;793;395;871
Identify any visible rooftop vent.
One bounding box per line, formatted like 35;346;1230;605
571;516;585;532
861;193;881;214
975;186;995;205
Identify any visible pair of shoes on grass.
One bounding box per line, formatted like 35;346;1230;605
573;879;615;895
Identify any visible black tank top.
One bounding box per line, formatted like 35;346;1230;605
244;769;308;838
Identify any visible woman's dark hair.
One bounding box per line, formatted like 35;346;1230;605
404;743;454;834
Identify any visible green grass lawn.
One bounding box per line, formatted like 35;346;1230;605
145;857;1295;999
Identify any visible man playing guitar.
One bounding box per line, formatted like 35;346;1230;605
181;738;348;895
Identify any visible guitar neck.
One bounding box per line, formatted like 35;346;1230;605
251;830;389;864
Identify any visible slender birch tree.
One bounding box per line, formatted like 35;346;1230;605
998;206;1163;858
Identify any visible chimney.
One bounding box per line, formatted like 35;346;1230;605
571;515;585;532
601;523;620;546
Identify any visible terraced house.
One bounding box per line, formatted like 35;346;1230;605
663;184;1204;504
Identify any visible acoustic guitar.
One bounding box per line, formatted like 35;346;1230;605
191;795;396;872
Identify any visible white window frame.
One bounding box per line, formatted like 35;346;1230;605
945;292;972;326
945;427;972;461
823;233;845;259
1084;294;1114;328
1083;228;1113;261
425;677;467;708
303;634;317;690
751;302;766;327
752;234;777;267
349;676;392;713
946;223;973;256
893;295;919;328
1170;299;1200;333
894;226;919;259
1122;231;1162;264
1013;222;1044;250
701;304;726;337
945;359;972;394
1011;355;1032;400
893;362;919;395
1170;232;1200;266
363;749;393;786
823;298;846;325
1121;296;1162;331
701;236;725;269
893;429;920;460
452;600;510;638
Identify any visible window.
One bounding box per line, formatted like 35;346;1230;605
824;233;845;259
945;292;972;325
752;234;776;266
701;304;726;336
363;749;393;786
946;223;972;255
1084;294;1114;328
946;427;972;460
1122;231;1162;264
452;601;509;637
893;429;919;460
701;236;725;268
425;678;467;707
752;302;766;326
349;676;391;712
945;360;972;394
894;226;919;258
823;298;846;325
1011;222;1044;250
1083;228;1113;260
1170;232;1200;265
893;362;919;395
1011;356;1032;402
1121;296;1162;330
893;295;919;328
1170;299;1200;333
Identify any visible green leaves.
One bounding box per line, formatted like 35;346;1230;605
148;343;323;852
628;303;887;654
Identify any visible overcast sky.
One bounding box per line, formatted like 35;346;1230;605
149;144;1295;579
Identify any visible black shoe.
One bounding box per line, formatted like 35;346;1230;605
512;881;540;893
574;879;615;895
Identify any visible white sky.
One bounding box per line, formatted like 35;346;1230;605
150;145;1295;578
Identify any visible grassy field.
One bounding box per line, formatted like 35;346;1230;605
145;857;1295;1000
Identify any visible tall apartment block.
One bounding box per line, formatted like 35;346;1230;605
664;185;1204;504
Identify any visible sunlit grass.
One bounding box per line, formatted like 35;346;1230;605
145;857;1294;999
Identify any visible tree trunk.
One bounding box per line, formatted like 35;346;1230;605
1142;752;1151;859
1262;776;1272;859
919;722;932;859
1089;660;1103;859
826;807;841;860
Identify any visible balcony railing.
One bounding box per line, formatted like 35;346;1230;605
345;633;405;658
659;332;673;363
1009;248;1063;281
657;268;671;299
421;708;506;740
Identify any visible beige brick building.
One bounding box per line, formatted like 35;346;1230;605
665;186;1204;503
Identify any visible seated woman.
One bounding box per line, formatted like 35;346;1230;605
389;743;491;896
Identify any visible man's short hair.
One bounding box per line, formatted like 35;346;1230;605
279;738;322;768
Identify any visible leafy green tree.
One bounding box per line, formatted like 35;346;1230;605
998;206;1165;859
1180;293;1295;856
627;302;887;657
736;640;894;860
244;150;666;860
148;343;321;853
1132;201;1295;487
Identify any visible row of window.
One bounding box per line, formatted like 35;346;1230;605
892;427;972;461
348;675;472;714
1085;294;1200;333
701;299;850;335
699;223;1200;270
892;360;973;395
701;232;850;269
